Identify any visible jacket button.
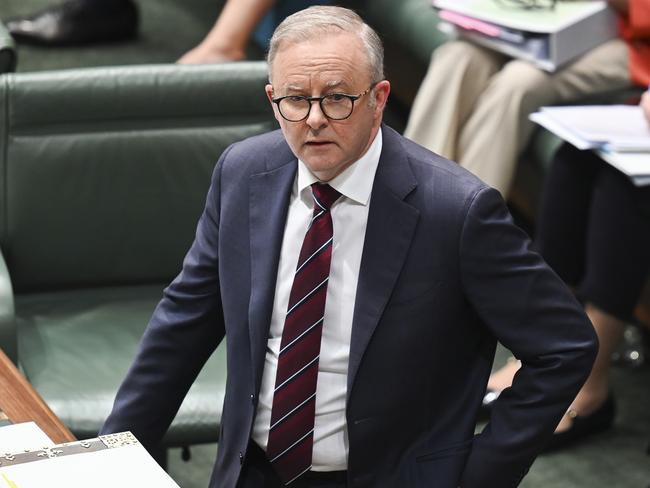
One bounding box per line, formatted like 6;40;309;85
239;451;244;465
250;394;255;405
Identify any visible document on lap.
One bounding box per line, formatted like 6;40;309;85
0;431;179;488
432;0;617;71
530;105;650;151
530;105;650;186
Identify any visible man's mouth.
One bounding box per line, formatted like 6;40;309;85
305;140;332;146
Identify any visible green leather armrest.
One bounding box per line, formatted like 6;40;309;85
0;21;17;74
0;249;16;364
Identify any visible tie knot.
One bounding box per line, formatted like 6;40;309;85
311;183;341;211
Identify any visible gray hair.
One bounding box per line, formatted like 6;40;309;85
267;6;384;84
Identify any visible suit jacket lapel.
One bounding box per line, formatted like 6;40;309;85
347;126;419;395
249;157;297;392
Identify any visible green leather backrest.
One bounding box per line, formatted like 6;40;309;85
0;62;277;292
0;22;16;73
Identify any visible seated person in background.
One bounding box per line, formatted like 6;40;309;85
489;92;650;450
404;0;649;197
5;0;138;45
5;0;327;63
178;0;328;64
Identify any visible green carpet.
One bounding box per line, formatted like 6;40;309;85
2;1;649;486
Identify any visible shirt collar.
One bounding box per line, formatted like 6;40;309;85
296;128;383;206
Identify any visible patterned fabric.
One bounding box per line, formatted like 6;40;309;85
267;183;341;485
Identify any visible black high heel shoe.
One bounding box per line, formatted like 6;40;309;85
543;394;616;452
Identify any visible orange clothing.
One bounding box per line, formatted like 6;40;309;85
619;0;650;85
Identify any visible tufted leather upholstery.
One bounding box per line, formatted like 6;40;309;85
0;61;276;446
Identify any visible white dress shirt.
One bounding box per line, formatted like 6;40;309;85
251;129;383;470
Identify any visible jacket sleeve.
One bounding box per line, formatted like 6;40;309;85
100;146;232;450
457;187;598;488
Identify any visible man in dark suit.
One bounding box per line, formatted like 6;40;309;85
101;6;597;487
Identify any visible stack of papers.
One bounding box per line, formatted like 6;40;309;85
432;0;617;71
434;0;609;33
0;431;180;488
530;105;650;151
0;442;180;488
0;422;54;453
530;105;650;186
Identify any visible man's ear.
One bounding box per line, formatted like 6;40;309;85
265;84;282;123
373;80;391;115
265;84;274;104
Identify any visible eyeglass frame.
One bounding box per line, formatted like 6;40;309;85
271;82;380;122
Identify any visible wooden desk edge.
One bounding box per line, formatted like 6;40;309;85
0;348;76;444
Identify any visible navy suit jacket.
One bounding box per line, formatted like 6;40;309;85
102;125;597;487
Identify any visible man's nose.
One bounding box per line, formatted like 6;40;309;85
305;100;328;130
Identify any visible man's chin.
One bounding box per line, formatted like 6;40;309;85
301;158;342;181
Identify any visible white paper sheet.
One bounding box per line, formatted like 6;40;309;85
598;150;650;186
532;105;650;152
0;423;54;454
433;0;609;33
0;443;180;488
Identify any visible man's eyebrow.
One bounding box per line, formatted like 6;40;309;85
278;80;348;95
324;80;346;90
283;84;306;93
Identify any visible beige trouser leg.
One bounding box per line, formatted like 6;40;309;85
404;38;630;196
404;41;507;160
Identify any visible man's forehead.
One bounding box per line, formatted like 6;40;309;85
270;36;368;88
281;79;348;91
272;32;364;62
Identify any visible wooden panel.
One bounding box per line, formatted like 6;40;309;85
0;349;75;444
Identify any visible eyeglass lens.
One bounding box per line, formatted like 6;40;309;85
278;94;354;121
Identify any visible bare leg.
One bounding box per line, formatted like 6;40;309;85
487;356;520;391
178;0;276;64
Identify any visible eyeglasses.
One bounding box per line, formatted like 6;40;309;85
271;83;377;122
494;0;557;10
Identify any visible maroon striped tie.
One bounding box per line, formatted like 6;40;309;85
266;183;341;485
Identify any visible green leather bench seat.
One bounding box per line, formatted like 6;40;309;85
16;285;227;445
0;62;276;447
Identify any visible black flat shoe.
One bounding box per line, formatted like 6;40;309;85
543;394;616;452
6;0;138;46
